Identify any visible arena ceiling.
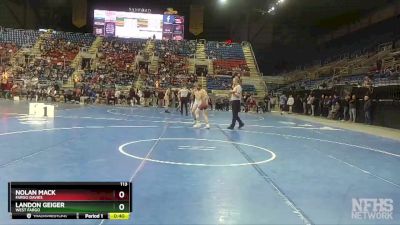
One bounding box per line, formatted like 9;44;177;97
5;0;394;40
2;0;396;75
83;0;393;40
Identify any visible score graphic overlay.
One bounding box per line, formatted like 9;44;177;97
8;182;132;220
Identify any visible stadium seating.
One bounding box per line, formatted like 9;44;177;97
91;37;146;86
213;59;248;75
154;39;197;88
52;32;95;47
99;37;145;70
42;32;95;66
157;54;194;87
0;28;40;47
207;75;232;90
206;42;245;60
0;43;18;65
155;40;196;57
242;84;256;94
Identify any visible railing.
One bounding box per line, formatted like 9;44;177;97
243;41;260;73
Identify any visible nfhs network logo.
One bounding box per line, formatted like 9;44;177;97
352;198;394;220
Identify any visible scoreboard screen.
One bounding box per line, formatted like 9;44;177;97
162;14;185;41
8;182;132;220
93;9;184;40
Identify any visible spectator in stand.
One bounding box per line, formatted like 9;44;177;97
107;89;115;105
349;94;357;123
323;95;331;117
171;90;177;110
364;95;372;125
363;76;373;92
208;97;213;111
247;96;257;112
302;94;307;115
114;89;121;105
128;87;136;106
223;98;230;111
310;94;316;116
306;94;312;115
287;94;294;114
328;102;340;120
319;94;325;116
164;88;171;113
342;95;350;121
390;66;400;80
270;95;277;111
332;94;339;110
263;94;270;112
279;94;287;115
143;88;150;107
138;89;143;105
158;90;164;108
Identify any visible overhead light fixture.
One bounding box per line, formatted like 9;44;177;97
268;6;275;13
263;0;289;15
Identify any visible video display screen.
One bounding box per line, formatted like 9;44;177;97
93;9;184;40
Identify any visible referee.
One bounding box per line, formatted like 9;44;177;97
178;85;189;116
227;77;244;129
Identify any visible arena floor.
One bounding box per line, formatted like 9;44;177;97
0;100;399;225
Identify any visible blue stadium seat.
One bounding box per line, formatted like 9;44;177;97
206;41;245;60
0;28;40;47
207;75;232;90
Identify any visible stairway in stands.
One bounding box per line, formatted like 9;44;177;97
195;42;207;61
195;41;210;90
135;39;155;89
29;31;49;57
199;77;207;89
148;40;159;74
66;36;103;88
145;39;155;53
149;56;159;74
88;36;103;70
208;59;214;75
242;43;267;97
9;31;50;72
188;59;195;74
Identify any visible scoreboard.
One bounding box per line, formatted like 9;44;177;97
8;182;132;220
93;9;184;40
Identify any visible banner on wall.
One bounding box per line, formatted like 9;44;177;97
72;0;87;28
189;5;204;36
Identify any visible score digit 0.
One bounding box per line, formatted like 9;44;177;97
119;191;125;199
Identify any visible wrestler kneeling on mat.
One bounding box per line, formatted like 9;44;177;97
192;83;210;129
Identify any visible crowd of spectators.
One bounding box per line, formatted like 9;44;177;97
277;92;374;125
41;38;80;65
158;54;193;87
155;39;196;57
13;59;74;82
149;40;197;88
0;43;17;64
80;38;146;87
